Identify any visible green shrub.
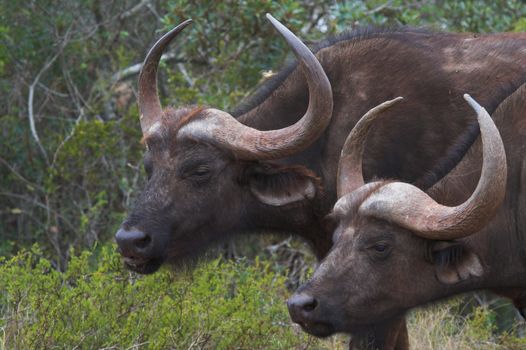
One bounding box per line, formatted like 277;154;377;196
0;245;339;349
1;246;524;349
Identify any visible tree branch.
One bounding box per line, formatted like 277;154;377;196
27;26;72;165
119;0;152;20
111;53;207;83
0;157;44;192
28;53;60;165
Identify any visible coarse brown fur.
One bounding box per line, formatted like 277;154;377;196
291;83;526;344
117;24;526;350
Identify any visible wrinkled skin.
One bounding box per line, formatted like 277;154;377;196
117;22;526;350
120;108;328;272
293;212;443;334
122;139;246;273
290;84;526;337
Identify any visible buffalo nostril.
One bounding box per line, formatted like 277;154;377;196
115;228;152;254
288;293;318;315
303;297;318;312
135;234;151;249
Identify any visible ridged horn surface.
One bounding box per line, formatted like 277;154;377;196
178;14;333;160
138;19;192;135
359;94;507;240
337;97;403;198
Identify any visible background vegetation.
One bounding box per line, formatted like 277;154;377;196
1;0;525;348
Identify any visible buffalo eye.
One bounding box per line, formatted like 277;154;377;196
178;158;214;184
192;165;210;176
368;241;391;260
374;243;387;252
187;164;212;184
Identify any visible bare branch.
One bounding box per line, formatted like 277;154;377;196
27;26;72;165
365;0;394;15
119;0;152;20
145;2;162;22
111;51;177;83
0;191;76;232
51;112;84;168
177;62;194;87
28;53;60;165
0;157;44;192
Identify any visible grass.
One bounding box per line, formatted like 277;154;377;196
408;299;525;350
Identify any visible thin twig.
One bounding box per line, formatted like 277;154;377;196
61;63;91;115
119;0;151;20
365;0;394;15
27;26;72;165
51;111;83;168
0;157;44;192
37;81;69;98
177;62;194;87
0;191;76;232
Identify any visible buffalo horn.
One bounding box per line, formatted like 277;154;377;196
337;97;404;198
359;94;507;240
177;14;333;160
138;19;192;136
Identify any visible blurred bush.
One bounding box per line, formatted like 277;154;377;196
0;245;342;349
0;246;523;349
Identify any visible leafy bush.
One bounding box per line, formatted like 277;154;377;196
0;245;340;349
1;246;523;349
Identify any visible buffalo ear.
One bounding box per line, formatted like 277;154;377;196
246;163;321;206
431;241;484;285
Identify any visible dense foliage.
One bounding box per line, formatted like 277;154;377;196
1;0;525;348
0;247;523;349
0;246;333;349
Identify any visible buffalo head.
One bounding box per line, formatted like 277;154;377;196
115;15;333;274
287;95;507;337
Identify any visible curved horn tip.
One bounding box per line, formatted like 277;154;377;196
173;18;193;31
266;14;296;40
162;19;193;39
265;13;276;22
385;96;404;106
370;96;404;113
463;93;485;115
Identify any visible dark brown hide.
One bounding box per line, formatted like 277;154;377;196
290;84;526;339
118;22;526;350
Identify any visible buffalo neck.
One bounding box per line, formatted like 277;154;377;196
242;198;333;260
235;29;526;188
232;30;526;262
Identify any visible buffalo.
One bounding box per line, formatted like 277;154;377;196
115;14;526;349
288;90;525;343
